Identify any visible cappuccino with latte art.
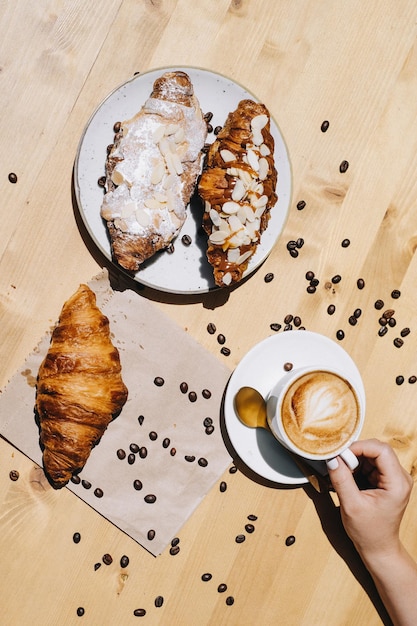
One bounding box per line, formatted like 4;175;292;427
281;370;360;456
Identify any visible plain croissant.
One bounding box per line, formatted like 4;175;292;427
35;284;128;488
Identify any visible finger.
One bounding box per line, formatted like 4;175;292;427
326;455;360;505
350;439;401;478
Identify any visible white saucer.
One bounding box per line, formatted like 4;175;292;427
73;66;292;294
223;331;366;485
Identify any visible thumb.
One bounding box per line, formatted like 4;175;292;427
326;456;359;505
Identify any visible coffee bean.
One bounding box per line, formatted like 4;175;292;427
106;144;114;154
133;608;146;617
374;299;384;310
202;572;212;581
339;160;349;173
71;474;81;484
81;480;91;489
354;308;362;318
270;323;282;331
284;314;293;324
388;318;396;328
221;347;231;356
229;465;238;474
235;534;246;543
138;415;145;426
394;338;404;348
130;443;140;453
169;545;180;555
296;200;306;210
341;238;350;247
357;278;365;289
94;488;104;498
139;446;147;459
285;535;296;546
198;457;208;467
94;563;101;571
154;376;165;387
321;120;329;132
128;453;136;465
289;248;299;258
154;596;164;608
113;121;121;133
247;514;258;521
181;234;192;246
76;607;85;617
171;537;180;547
214;125;222;134
147;529;156;540
336;330;345;340
102;553;113;565
378;326;388;337
202;388;211;399
166;243;175;253
401;328;411;337
391;289;401;299
9;470;19;481
348;316;357;326
310;278;319;286
217;334;226;345
284;362;293;371
305;270;315;281
383;309;395;319
245;524;255;533
162;438;170;448
218;583;227;593
8;172;17;184
396;376;404;385
327;304;336;315
73;532;81;544
117;448;126;460
296;238;304;249
185;455;196;462
293;316;302;327
207;322;216;334
220;481;227;492
179;381;188;394
170;447;177;456
409;376;417;384
264;272;274;283
144;494;156;503
307;285;316;294
188;391;197;402
331;274;342;284
225;596;235;606
287;240;297;250
120;555;129;568
133;480;143;491
149;431;158;441
379;317;388;326
98;175;106;187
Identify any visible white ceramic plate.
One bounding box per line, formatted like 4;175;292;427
223;331;366;485
74;66;292;294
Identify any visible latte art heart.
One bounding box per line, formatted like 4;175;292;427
281;371;360;455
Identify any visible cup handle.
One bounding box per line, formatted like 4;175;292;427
339;448;359;471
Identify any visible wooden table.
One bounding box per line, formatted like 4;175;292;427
1;1;417;624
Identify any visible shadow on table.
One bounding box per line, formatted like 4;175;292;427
305;484;393;626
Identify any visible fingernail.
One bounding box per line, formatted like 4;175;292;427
326;458;339;471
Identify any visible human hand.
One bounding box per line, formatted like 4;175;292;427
327;439;413;562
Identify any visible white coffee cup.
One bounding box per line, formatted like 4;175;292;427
266;366;365;470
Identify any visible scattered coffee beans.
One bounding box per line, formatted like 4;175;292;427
374;299;384;310
220;481;227;492
94;562;101;571
217;334;226;345
180;381;188;393
341;238;350;247
188;391;197;402
245;524;255;533
218;583;227;593
321;120;329;132
73;532;81;544
154;596;164;608
270;323;282;332
336;330;345;340
144;494;156;503
226;596;235;606
162;438;170;448
128;453;136;465
285;535;296;546
284;362;293;371
8;172;17;184
394;338;404;348
139;447;147;459
170;447;177;456
296;200;306;210
264;272;274;283
102;553;113;565
181;234;192;246
130;443;140;453
207;322;216;334
220;347;231;356
357;278;365;289
149;431;158;441
138;415;145;426
391;289;401;299
9;470;19;481
133;480;143;491
81;480;91;489
147;529;156;540
247;514;258;521
202;388;211;399
94;488;103;498
331;274;342;284
71;475;81;484
133;608;146;617
76;607;85;617
154;376;164;387
327;304;336;315
235;534;246;543
169;545;180;556
202;572;212;581
401;328;411;337
120;555;129;568
185;455;196;463
339;160;349;173
198;457;208;467
396;376;404;385
409;376;417;384
117;448;126;460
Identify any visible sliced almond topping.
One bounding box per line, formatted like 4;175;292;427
232;178;246;201
111;168;126;186
258;157;269;180
251;114;268;131
135;208;151;228
114;218;129;232
165;123;180;136
227;248;240;262
120;201;137;219
152;124;166;143
252;129;263;146
151;161;166;185
228;214;245;234
236;250;253;265
174;127;185;143
252;194;268;209
222;201;240;215
222;272;232;286
209;208;221;227
154;191;168;203
171;151;184;175
209;230;228;244
144;197;163;210
163;173;176;189
220;149;236;163
247;148;260;172
259;143;271;156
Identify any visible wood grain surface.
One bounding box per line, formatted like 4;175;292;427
1;1;417;624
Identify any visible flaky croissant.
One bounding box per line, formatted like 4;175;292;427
198;99;278;287
35;284;128;488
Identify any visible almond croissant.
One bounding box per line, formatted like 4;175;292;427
35;284;128;488
198;99;278;287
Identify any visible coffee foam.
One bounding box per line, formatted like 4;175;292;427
281;371;359;455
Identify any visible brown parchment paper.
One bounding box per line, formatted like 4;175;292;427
0;271;232;555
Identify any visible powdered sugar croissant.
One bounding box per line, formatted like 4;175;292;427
198;99;277;287
101;70;207;272
35;284;128;488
